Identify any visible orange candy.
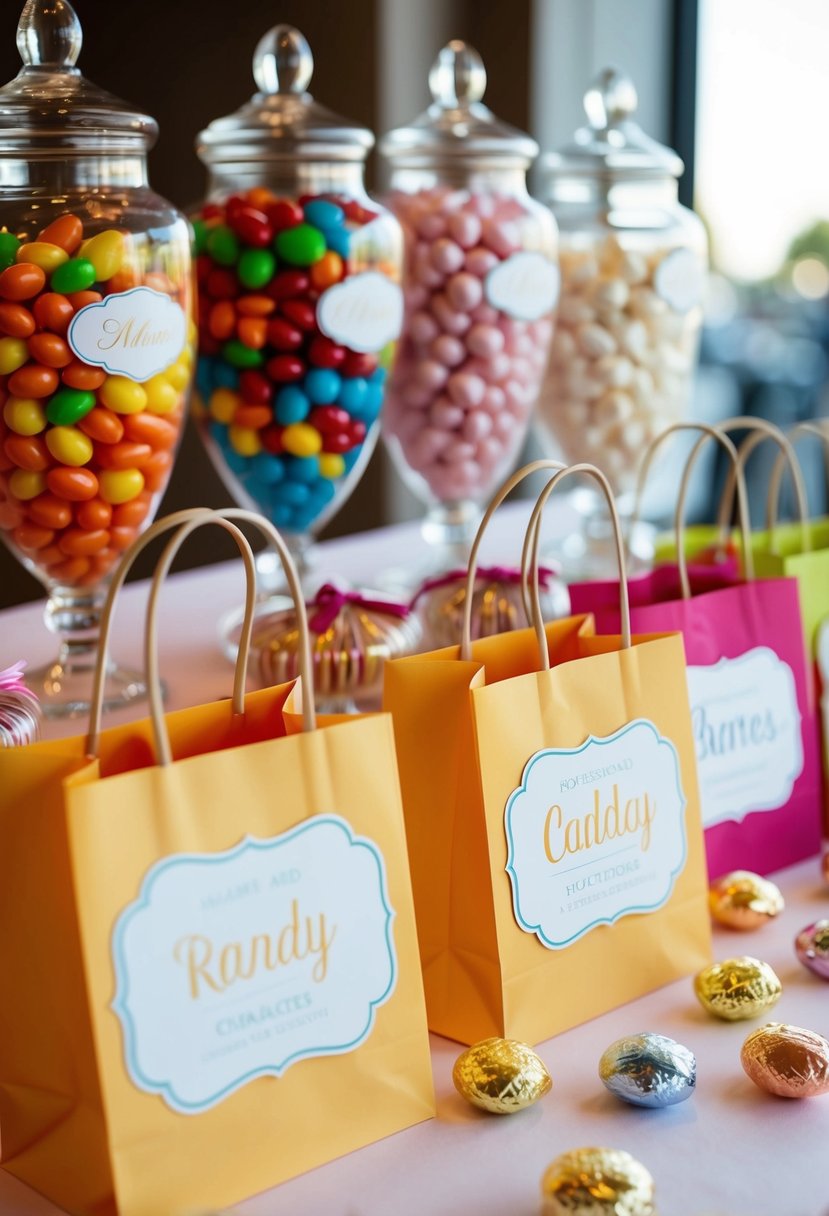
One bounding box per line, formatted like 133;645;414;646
0;302;36;338
3;434;51;471
38;215;84;253
209;300;236;341
0;263;46;301
12;521;53;551
121;412;178;449
32;293;74;334
109;525;138;550
111;494;151;528
140;450;173;492
94;441;152;471
67;290;102;311
310;251;344;290
8;364;60;399
62;360;106;391
58;527;110;557
51;556;91;582
76;498;112;530
237;317;267;349
77;407;124;444
236;295;275;318
234;405;272;429
28;493;72;529
28;332;72;368
46;467;99;501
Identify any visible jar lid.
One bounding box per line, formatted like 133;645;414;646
542;67;683;180
0;0;157;156
197;25;374;165
379;40;538;169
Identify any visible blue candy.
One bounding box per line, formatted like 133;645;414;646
338;376;368;414
269;501;295;529
303;199;345;230
343;447;363;473
250;452;286;485
286;454;320;482
274;385;311;425
213;362;240;390
196;357;216;401
320;226;351;258
305;368;341;405
272;480;311;506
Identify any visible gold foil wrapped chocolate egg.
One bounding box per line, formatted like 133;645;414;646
452;1037;552;1114
694;956;782;1021
795;919;829;980
741;1023;829;1098
708;870;784;930
540;1147;656;1215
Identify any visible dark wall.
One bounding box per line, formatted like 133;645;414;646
0;0;530;605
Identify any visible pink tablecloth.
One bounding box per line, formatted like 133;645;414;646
1;506;828;1216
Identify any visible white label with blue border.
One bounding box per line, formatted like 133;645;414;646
317;272;403;354
68;286;187;382
112;815;397;1114
505;719;687;949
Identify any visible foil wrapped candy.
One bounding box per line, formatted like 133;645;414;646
0;662;40;747
411;564;569;649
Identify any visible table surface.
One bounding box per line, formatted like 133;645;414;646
2;505;828;1216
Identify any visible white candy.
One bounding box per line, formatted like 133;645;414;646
577;323;617;358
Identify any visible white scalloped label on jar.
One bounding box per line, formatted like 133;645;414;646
68;286;187;382
686;647;803;827
111;815;397;1114
485;252;560;321
653;248;706;313
505;719;687;949
317;272;403;353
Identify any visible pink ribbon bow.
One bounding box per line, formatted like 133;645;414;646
410;564;559;607
0;661;30;697
308;584;410;634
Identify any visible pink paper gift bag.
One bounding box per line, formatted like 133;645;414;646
569;423;823;878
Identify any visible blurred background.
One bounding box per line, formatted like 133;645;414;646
1;0;827;604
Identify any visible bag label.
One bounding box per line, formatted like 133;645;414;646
317;271;403;353
505;719;687;949
485;251;560;321
68;286;187;382
112;815;397;1114
686;646;803;828
653;247;706;313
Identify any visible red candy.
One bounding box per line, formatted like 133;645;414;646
229;206;273;248
265;355;304;382
310;406;350;434
266;317;303;351
238;370;272;404
342;351;377;377
308;336;345;368
206;268;239;299
265;200;304;231
267;270;310;301
280;299;317;332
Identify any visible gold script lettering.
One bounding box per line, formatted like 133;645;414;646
97;316;173;352
543;783;656;864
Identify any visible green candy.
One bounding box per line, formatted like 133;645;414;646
51;257;96;294
206;225;239;266
275;223;326;266
192;219;208;256
222;339;264;368
45;387;97;426
238;248;276;290
0;231;21;271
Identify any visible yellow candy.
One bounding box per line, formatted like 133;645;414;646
8;469;46;500
0;336;30;375
145;375;179;415
209;388;238;424
45;425;93;466
3;397;46;436
80;229;125;281
99;468;144;504
319;453;345;480
282;423;322;458
16;241;68;274
165;361;190;391
99;375;147;415
228;424;262;457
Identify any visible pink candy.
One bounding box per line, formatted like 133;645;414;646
384;185;555;503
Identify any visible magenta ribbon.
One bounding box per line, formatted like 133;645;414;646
0;661;30;697
410;564;558;607
308;584;410;634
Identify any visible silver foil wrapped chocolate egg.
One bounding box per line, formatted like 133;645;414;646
708;870;784;930
741;1023;829;1098
452;1037;552;1114
598;1032;695;1108
694;956;782;1021
540;1147;656;1215
795;920;829;981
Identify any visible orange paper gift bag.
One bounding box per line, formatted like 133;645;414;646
0;508;433;1216
384;464;711;1046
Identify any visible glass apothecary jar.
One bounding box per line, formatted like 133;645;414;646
0;0;193;716
193;23;403;609
379;41;559;575
536;68;707;575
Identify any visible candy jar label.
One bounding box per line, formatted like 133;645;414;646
686;646;804;827
68;286;187;382
317;271;404;354
111;815;397;1114
485;251;560;321
653;247;706;313
505;719;687;949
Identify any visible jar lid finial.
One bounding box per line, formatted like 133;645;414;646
17;0;82;69
584;67;638;130
428;40;487;108
253;24;314;95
